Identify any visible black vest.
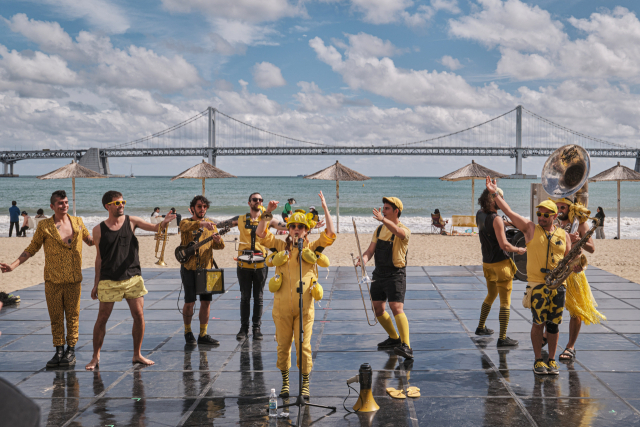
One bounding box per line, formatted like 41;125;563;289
99;216;141;281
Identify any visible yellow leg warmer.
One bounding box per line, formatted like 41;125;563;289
395;313;410;348
377;312;399;340
199;324;208;337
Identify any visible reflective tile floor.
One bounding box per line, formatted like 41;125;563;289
2;266;640;426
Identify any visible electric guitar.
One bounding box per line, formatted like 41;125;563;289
175;225;231;264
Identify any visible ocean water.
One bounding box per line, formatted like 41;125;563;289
1;176;639;237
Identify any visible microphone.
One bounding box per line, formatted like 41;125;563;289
297;237;304;251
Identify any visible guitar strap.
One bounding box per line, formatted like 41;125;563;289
245;213;257;251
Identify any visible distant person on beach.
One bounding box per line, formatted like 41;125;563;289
85;191;175;370
281;198;295;221
17;211;30;237
9;201;20;237
35;209;46;219
356;197;413;360
485;177;578;376
432;209;448;235
475;187;524;348
1;190;94;368
151;207;161;218
594;207;605;239
178;196;224;346
170;207;181;225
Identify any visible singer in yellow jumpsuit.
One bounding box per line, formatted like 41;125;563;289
257;192;335;399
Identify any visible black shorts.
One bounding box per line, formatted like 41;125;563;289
180;266;213;303
371;267;406;303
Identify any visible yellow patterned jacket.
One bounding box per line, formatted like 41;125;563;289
179;218;225;270
24;215;90;285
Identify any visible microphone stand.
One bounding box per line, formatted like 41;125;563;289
280;236;336;426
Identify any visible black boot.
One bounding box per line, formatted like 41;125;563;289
236;327;248;340
47;346;65;368
59;346;76;366
252;326;263;340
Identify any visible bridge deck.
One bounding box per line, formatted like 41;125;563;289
1;266;640;426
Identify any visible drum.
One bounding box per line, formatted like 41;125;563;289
238;250;265;264
506;229;527;282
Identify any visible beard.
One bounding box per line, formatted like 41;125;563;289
557;212;569;221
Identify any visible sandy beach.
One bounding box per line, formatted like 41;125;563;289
1;233;638;293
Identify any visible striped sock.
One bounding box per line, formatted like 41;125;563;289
302;373;310;397
280;369;290;398
478;303;492;329
499;307;510;340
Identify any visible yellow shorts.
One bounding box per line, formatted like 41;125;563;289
530;282;565;325
482;258;516;290
98;275;148;302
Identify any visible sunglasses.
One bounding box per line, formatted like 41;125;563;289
289;223;307;230
536;211;553;218
251;198;263;203
107;200;127;207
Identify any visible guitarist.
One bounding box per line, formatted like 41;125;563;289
178;195;225;345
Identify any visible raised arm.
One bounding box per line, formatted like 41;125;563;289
318;192;335;237
372;208;406;240
486;176;535;243
257;200;279;238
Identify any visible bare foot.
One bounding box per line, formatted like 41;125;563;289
85;356;100;371
132;355;154;366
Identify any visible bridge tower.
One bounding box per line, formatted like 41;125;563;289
208;107;216;167
636;153;640;173
515;105;523;175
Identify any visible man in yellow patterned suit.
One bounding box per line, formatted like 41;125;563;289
1;190;94;368
179;195;225;345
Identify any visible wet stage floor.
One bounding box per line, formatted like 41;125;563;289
2;266;640;426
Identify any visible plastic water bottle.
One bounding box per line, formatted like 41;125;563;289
269;388;277;417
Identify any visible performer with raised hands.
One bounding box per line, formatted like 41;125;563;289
256;192;335;400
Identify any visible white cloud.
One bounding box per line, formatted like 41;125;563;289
0;45;78;86
160;0;301;23
439;55;462;70
27;0;130;33
104;88;167;115
215;81;282;115
309;35;511;108
431;0;460;14
252;62;287;89
294;81;346;112
349;0;458;27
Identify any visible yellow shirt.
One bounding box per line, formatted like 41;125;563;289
371;222;410;268
237;213;269;257
261;231;336;315
526;224;567;284
24;215;90;285
179;218;225;270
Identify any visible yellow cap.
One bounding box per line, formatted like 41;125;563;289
286;211;317;230
536;200;558;214
551;197;573;206
382;197;403;212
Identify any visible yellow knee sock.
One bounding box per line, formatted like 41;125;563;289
377;312;399;340
184;324;192;333
199;324;208;337
394;313;410;347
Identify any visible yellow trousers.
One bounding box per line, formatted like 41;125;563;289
482;259;514;308
45;281;82;347
273;310;314;374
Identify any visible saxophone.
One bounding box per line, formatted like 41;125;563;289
545;218;599;290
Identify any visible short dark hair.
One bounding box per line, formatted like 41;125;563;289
11;201;16;206
384;202;401;217
50;190;67;205
190;196;210;210
21;211;27;215
102;190;123;209
37;209;44;215
478;189;496;214
154;207;159;211
249;192;261;202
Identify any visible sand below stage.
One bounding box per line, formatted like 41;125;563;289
1;233;638;293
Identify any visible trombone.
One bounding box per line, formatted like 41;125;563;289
154;224;169;266
352;218;378;326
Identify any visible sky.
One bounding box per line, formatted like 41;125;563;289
1;0;640;176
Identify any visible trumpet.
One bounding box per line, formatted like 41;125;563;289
352;219;378;326
154;224;169;266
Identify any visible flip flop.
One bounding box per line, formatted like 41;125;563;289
386;387;406;399
559;348;576;361
406;386;421;398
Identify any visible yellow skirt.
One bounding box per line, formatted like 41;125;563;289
565;271;606;325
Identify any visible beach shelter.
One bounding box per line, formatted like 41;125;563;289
589;162;640;239
305;160;370;233
440;160;507;216
37;160;107;216
171;160;236;196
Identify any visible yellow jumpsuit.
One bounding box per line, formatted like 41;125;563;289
261;230;336;374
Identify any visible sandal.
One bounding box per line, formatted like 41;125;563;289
406;386;420;398
559;348;576;361
386;387;406;399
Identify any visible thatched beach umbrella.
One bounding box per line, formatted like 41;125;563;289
305;160;370;233
171;160;236;196
589;162;640;239
37;160;107;216
440;160;507;216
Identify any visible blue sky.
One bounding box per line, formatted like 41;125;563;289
1;0;639;176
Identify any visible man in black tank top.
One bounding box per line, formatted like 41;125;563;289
475;188;526;347
85;191;175;371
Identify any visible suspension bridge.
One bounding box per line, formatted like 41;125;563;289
1;105;639;176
